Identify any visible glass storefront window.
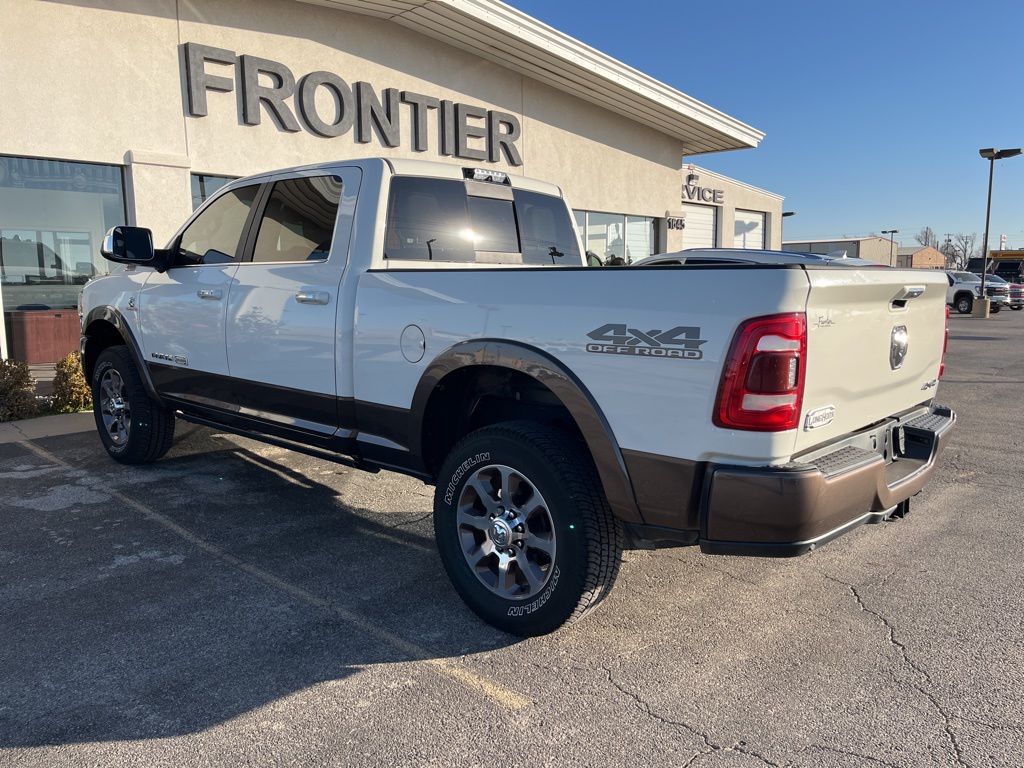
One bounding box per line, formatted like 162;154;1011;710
574;209;657;265
0;155;126;311
626;217;655;263
190;173;236;210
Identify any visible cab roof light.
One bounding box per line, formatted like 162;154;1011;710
464;168;510;184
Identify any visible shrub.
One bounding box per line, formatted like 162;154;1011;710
51;352;92;414
0;359;39;422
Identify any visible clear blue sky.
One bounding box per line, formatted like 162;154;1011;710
507;0;1024;248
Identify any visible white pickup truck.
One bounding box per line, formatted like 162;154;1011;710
81;158;955;635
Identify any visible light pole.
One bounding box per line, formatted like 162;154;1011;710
881;229;898;266
781;211;795;243
978;148;1022;314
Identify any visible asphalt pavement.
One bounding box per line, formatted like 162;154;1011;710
1;310;1022;767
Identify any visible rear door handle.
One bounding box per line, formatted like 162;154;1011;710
295;291;330;305
197;288;223;300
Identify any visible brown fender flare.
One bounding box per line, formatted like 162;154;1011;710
410;339;642;524
82;305;166;406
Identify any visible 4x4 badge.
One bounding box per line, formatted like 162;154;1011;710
586;323;706;360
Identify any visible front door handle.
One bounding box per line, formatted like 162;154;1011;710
295;291;330;305
197;288;223;300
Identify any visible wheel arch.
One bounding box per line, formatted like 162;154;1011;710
411;339;642;524
82;306;165;405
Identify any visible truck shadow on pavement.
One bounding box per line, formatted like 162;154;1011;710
0;426;516;748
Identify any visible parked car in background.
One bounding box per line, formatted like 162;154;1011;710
631;249;885;268
972;273;1010;312
946;271;984;314
1008;279;1024;310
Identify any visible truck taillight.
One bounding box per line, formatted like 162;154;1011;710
714;313;807;432
939;305;949;379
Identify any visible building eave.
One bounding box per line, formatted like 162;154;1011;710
296;0;765;153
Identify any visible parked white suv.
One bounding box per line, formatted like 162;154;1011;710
80;158;955;635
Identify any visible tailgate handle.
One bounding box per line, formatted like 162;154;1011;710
892;285;926;309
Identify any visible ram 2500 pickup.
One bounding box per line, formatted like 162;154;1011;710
81;158;955;635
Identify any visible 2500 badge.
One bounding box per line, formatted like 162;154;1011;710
586;323;706;360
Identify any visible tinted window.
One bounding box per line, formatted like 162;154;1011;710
514;189;581;265
385;177;473;262
178;185;258;265
384;177;581;265
252;176;342;263
467;196;519;253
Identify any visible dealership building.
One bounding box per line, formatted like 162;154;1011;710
1;0;783;362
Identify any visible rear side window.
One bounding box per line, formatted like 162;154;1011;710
384;178;474;262
514;189;581;265
384;177;579;265
252;176;342;263
178;185;259;265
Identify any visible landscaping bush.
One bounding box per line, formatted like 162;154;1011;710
51;352;92;414
0;359;39;422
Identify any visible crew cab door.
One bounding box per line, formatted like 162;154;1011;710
224;170;355;434
139;184;260;388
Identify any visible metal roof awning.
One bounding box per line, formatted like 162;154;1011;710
297;0;764;154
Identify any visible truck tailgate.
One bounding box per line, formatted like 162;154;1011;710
795;268;948;453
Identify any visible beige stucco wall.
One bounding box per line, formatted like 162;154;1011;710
3;0;705;245
857;237;897;266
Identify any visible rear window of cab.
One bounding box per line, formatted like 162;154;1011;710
384;176;580;265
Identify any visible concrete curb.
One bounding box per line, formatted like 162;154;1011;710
0;412;95;444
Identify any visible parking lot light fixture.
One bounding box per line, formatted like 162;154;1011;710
978;147;1023;315
881;229;898;266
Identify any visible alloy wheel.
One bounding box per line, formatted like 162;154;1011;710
99;368;131;446
456;464;557;600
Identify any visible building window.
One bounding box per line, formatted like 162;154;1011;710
0;155;126;311
190;173;236;210
574;209;657;265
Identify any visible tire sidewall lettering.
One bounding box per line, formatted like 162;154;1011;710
507;565;560;617
442;451;491;505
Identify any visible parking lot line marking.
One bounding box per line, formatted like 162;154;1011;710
19;441;531;712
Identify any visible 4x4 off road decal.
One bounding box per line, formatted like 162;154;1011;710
586;324;706;360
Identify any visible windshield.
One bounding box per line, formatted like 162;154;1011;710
953;272;980;282
983;274;1007;284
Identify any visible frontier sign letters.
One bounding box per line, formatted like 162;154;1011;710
183;42;523;165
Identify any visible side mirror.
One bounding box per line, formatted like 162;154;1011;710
585;250;603;267
101;226;156;265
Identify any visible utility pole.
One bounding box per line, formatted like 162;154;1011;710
942;233;954;268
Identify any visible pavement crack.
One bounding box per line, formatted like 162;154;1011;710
390;511;432;528
800;743;902;768
602;666;780;767
823;573;968;767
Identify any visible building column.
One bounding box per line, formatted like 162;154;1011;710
124;150;193;246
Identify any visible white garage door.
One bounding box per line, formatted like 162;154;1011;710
680;203;717;249
734;209;765;249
